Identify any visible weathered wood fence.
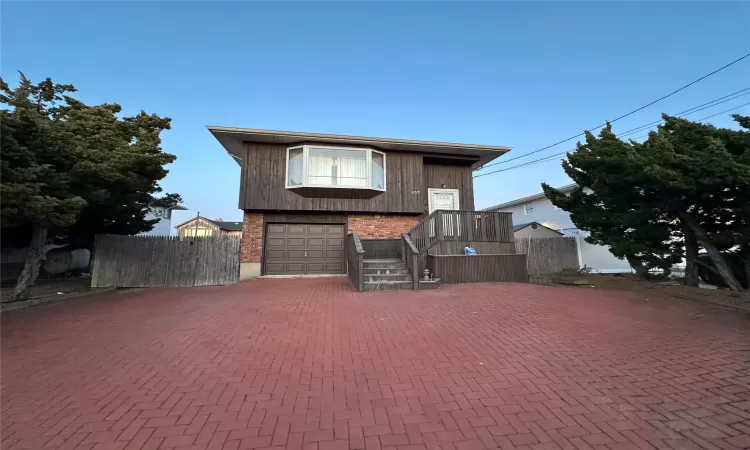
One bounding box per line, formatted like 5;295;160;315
91;234;240;288
515;236;579;276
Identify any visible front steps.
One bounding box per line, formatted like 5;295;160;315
362;259;441;291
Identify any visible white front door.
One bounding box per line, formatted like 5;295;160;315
428;189;460;213
428;189;460;236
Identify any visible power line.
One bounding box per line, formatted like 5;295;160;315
627;102;750;141
617;88;750;138
474;102;750;178
475;53;750;170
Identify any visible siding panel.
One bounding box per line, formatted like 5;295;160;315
241;142;424;213
423;164;475;213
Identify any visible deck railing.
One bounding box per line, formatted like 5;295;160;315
409;210;514;255
346;233;365;291
401;233;420;290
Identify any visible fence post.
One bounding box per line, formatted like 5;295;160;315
574;231;584;269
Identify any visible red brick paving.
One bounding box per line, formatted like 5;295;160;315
3;278;750;450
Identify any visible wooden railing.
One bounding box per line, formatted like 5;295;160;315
408;210;514;257
401;233;420;290
346;233;365;291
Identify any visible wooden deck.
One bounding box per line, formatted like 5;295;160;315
347;211;527;291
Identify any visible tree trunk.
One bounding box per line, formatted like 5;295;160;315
682;224;699;287
679;212;744;291
626;255;649;279
741;248;750;290
11;226;49;302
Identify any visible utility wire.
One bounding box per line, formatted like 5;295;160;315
618;88;750;138
474;102;750;178
475;53;750;170
627;102;750;141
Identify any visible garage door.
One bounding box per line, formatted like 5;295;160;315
264;223;345;275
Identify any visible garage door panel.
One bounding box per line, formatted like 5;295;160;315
306;250;325;259
265;250;287;260
325;262;345;272
306;238;325;247
326;238;343;247
308;225;326;234
326;225;345;235
286;238;305;247
266;237;287;247
288;225;306;234
305;262;327;273
264;222;345;275
267;224;287;235
265;262;288;273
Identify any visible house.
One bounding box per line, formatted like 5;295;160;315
512;222;563;238
138;204;187;236
208;126;526;288
174;217;243;237
483;184;633;273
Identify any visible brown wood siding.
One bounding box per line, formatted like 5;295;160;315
240;143;424;213
423;164;475;213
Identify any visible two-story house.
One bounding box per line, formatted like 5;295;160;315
483;184;633;273
208;126;520;283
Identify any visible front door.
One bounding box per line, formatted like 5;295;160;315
428;189;460;236
428;189;460;213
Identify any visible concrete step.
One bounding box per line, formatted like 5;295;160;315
363;268;410;275
363;273;413;282
418;278;441;290
363;280;414;292
363;260;408;270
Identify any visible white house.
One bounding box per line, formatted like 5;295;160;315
138;205;187;236
483;184;632;273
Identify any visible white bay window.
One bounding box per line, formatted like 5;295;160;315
286;145;386;191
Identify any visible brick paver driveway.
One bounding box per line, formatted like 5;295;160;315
3;279;750;450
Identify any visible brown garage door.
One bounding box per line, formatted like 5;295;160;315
264;223;345;275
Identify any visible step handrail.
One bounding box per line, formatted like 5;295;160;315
401;233;420;290
347;232;365;291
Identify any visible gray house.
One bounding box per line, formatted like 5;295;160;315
483;184;632;273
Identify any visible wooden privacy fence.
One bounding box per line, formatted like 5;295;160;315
91;234;240;288
515;236;579;276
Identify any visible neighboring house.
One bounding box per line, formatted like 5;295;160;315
138;204;187;236
513;222;563;238
175;217;243;237
483;184;633;273
208;126;512;279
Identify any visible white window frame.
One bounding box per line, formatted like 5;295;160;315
285;145;386;191
524;203;534;215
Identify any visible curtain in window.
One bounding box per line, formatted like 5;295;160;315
371;152;385;189
339;156;367;186
288;148;304;186
308;148;367;186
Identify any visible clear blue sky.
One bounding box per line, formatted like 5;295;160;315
2;2;749;226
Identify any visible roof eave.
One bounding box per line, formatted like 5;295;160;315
207;126;511;169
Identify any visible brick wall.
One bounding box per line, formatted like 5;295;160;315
241;212;264;263
347;214;420;239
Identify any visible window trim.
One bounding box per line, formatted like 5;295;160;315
285;144;386;191
523;203;534;215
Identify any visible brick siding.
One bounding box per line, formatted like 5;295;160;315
241;212;263;263
347;214;420;239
